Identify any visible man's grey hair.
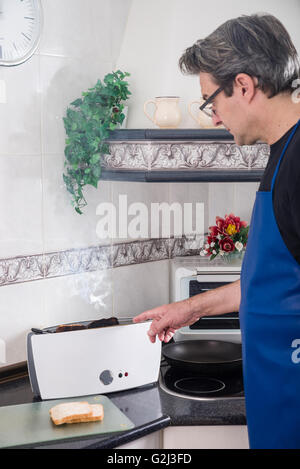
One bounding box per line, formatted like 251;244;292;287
179;13;300;98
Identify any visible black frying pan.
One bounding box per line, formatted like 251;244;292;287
162;340;242;375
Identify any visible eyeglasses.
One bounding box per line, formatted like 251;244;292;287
199;86;223;118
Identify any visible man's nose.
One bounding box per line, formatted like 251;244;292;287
212;112;223;127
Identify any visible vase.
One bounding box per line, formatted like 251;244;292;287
221;250;245;264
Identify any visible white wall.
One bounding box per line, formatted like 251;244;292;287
117;0;300;129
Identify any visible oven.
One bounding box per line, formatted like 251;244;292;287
170;256;241;344
159;256;243;401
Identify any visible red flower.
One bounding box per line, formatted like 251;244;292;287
219;237;235;252
207;235;217;244
208;225;219;236
215;216;225;233
223;214;239;233
221;213;248;234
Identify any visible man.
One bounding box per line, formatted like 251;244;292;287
134;14;300;449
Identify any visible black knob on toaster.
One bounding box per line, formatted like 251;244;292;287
99;369;113;385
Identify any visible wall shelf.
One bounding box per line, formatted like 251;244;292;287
103;129;269;182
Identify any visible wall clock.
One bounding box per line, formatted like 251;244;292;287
0;0;43;66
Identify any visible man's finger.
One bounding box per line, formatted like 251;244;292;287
147;315;171;339
133;310;153;323
147;329;156;343
164;328;175;343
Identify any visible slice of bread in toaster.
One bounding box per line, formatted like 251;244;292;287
55;324;87;333
49;401;93;426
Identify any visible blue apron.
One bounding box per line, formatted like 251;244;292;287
240;119;300;449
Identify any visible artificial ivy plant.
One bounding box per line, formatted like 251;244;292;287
63;70;131;214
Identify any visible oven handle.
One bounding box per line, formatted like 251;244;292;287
196;271;240;275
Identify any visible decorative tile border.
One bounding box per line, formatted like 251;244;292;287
0;236;203;287
102;141;269;171
2;140;267;287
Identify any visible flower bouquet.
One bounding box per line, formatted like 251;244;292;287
200;213;249;261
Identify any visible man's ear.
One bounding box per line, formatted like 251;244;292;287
234;73;257;102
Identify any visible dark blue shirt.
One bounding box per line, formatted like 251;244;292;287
259;121;300;264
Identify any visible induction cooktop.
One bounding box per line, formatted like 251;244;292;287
159;360;244;401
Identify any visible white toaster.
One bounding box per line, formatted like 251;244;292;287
27;320;161;400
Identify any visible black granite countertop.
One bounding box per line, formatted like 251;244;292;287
0;365;246;449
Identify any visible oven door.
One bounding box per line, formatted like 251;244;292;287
174;272;241;343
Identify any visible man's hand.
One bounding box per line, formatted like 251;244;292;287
133;298;197;343
133;280;241;343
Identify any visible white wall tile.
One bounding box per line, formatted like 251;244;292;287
0;281;44;366
0;155;43;258
0;56;41;155
0;267;114;367
113;260;170;317
39;0;111;60
208;183;235;228
39;55;113;155
42;153;112;252
42;269;114;326
110;0;133;65
111;181;170;242
208;182;258;230
169;182;208;237
234;182;259;224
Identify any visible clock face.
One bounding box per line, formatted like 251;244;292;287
0;0;42;66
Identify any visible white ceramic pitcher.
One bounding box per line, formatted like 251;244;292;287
188;99;224;128
188;99;215;128
144;96;181;128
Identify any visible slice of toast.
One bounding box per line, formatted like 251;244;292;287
49;401;93;426
55;324;87;333
66;404;104;424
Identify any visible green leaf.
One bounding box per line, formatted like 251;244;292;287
63;70;131;214
75;206;83;215
71;98;83;107
90;153;101;164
